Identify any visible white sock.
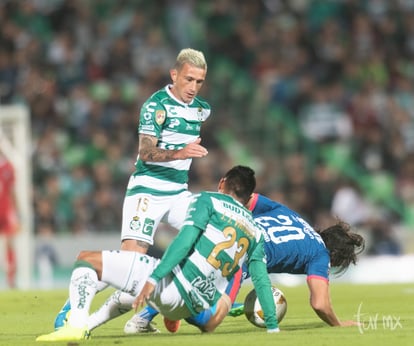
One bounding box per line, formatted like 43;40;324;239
97;280;109;292
88;290;134;330
68;267;99;329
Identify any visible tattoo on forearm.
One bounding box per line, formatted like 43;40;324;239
146;148;176;161
139;135;176;161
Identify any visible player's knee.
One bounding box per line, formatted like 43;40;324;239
74;251;102;278
185;308;214;332
76;250;95;261
201;322;218;333
310;298;326;313
76;251;101;269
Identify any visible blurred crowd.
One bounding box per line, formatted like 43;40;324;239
1;0;414;256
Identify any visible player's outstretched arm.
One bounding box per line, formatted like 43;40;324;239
307;277;359;327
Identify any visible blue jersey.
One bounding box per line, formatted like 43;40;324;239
250;193;330;280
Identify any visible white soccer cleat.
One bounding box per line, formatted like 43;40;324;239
124;315;160;334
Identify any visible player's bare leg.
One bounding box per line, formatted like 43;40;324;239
184;294;232;332
201;294;232;332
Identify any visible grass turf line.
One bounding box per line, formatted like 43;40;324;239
0;283;412;346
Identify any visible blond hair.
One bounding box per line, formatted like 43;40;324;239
174;48;207;71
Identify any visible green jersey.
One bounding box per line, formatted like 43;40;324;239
127;85;211;197
149;191;278;329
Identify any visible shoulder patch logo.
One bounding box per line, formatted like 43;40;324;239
155;110;166;125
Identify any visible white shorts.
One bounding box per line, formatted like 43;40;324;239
101;250;159;295
101;250;191;320
121;190;193;245
148;275;192;320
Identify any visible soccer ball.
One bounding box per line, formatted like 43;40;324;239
244;286;287;328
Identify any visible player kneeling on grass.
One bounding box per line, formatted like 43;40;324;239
133;192;365;332
35;166;279;342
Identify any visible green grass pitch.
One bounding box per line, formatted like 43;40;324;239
0;283;412;346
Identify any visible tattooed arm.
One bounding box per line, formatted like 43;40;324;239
138;134;208;162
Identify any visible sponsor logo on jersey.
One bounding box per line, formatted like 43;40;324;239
189;290;205;311
141;124;155;131
167;106;178;116
155;110;166;125
71;273;98;309
143;102;156;121
142;218;155;236
168;118;180;129
191;272;216;301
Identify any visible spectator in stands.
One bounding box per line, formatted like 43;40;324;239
0;0;411;257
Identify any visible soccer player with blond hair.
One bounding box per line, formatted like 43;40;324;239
54;48;212;333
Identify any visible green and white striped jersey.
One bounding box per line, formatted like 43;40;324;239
149;191;276;329
126;85;211;197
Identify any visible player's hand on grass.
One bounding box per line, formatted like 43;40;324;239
133;281;156;310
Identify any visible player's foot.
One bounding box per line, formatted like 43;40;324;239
54;300;71;330
124;315;160;334
228;302;244;317
163;317;181;333
36;326;90;341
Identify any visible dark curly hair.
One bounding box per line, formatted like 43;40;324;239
318;220;365;276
